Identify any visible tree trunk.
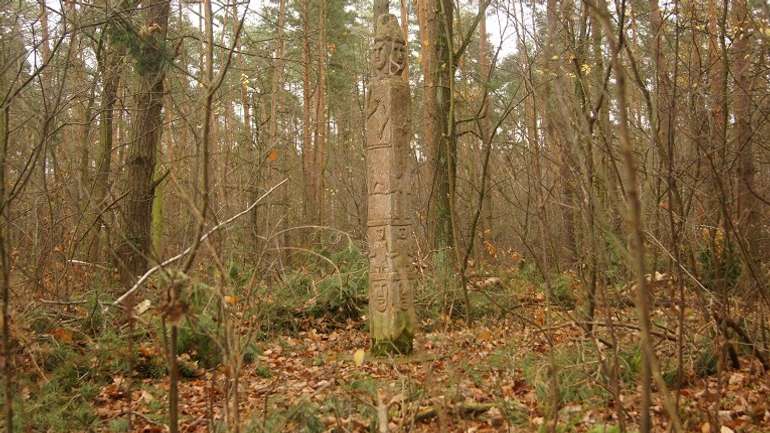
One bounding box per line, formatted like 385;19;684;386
706;0;727;227
1;71;12;433
301;0;315;226
544;0;577;268
91;25;125;263
477;0;493;257
594;5;653;430
64;0;94;214
732;0;756;257
267;0;287;252
315;0;327;225
117;0;171;283
33;0;52;289
417;0;455;284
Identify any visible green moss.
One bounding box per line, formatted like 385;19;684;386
587;425;621;433
108;418;131;433
255;365;272;378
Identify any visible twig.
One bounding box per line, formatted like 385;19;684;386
39;298;88;305
574;321;679;342
133;411;165;427
415;402;497;422
109;179;288;308
66;260;112;272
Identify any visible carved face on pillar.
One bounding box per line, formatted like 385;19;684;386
372;14;407;80
397;279;411;311
373;281;388;312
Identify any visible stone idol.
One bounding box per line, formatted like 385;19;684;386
366;13;416;354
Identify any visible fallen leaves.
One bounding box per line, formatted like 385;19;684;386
81;309;770;433
701;423;736;433
353;348;366;366
50;327;74;343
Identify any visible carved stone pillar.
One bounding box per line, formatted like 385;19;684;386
366;14;416;354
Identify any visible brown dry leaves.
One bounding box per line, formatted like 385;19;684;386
92;314;770;433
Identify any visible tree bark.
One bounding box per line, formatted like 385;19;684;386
417;0;455;281
732;0;756;256
1;72;12;433
301;0;315;225
706;0;727;227
315;0;328;225
91;19;126;263
117;0;171;283
267;0;287;251
477;0;493;255
543;0;577;268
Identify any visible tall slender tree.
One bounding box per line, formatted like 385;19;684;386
417;0;456;286
315;0;328;224
732;0;756;257
267;0;287;250
91;1;129;263
1;55;12;433
301;0;315;225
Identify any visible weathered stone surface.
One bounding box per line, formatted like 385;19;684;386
371;14;406;80
366;14;416;354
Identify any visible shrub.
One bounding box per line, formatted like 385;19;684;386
177;313;222;369
522;345;609;411
697;230;741;293
694;345;718;377
309;247;368;321
617;344;642;383
550;272;578;309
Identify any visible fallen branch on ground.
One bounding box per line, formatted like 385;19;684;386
415;402;499;422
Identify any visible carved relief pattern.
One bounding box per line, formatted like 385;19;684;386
366;14;416;334
372;14;407;80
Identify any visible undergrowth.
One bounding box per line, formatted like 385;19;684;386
7;241;761;432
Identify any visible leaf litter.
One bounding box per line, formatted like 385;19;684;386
90;311;770;433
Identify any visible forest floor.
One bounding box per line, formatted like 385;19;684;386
88;312;770;433
9;255;770;433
